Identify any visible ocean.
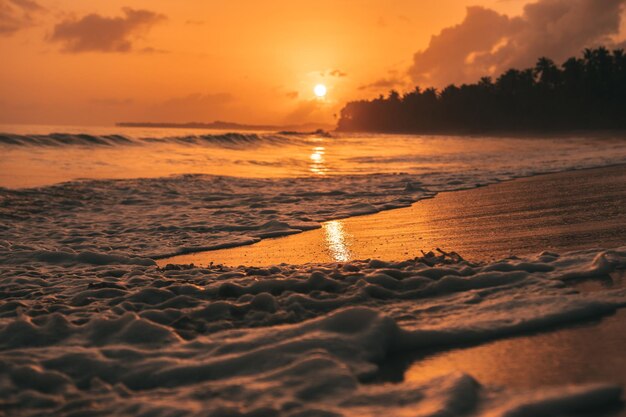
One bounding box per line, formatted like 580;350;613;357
2;124;626;416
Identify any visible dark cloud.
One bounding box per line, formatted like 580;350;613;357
320;69;348;78
50;7;166;53
359;76;404;91
10;0;41;11
140;46;169;54
0;0;44;35
329;69;348;77
285;91;299;100
409;0;626;87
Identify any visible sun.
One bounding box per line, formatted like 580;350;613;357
314;84;327;98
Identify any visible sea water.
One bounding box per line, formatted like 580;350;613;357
2;124;626;416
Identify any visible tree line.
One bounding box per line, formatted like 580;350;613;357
337;48;626;132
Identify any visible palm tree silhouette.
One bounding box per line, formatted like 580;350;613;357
337;48;626;133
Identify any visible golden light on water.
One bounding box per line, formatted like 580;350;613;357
310;152;323;162
309;146;327;175
323;220;351;262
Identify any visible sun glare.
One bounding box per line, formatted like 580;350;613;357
314;84;327;98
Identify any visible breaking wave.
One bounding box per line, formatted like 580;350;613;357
0;132;312;148
0;133;134;147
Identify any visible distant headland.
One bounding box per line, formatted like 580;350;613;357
117;120;335;133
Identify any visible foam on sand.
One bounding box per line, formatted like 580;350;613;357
3;132;626;415
4;166;626;263
2;247;626;415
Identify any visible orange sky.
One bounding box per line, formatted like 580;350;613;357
0;0;623;126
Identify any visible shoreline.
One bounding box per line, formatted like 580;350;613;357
159;163;626;266
4;162;626;417
141;162;626;261
3;135;626;262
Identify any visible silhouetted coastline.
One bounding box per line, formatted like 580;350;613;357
117;121;334;133
337;48;626;133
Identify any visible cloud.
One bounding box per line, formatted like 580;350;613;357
0;0;44;35
409;0;626;87
285;91;299;100
329;69;348;77
140;46;168;54
359;76;404;91
50;7;166;53
319;69;348;78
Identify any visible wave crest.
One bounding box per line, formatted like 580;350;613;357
0;133;133;147
147;132;299;148
0;132;311;148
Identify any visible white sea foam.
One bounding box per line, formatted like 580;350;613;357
2;130;626;415
1;165;625;261
1;247;625;415
0;132;309;148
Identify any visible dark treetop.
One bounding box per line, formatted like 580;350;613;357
337;48;626;133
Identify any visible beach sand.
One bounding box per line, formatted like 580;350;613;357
3;164;626;416
4;132;626;416
161;164;626;267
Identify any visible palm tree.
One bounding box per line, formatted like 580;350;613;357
335;47;626;132
534;57;560;89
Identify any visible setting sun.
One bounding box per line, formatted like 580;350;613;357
314;84;327;98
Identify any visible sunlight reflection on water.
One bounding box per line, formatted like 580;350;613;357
4;125;626;189
323;220;351;262
309;146;327;175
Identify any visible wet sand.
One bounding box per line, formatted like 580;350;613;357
381;302;626;417
402;307;626;391
161;164;626;266
159;164;626;416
